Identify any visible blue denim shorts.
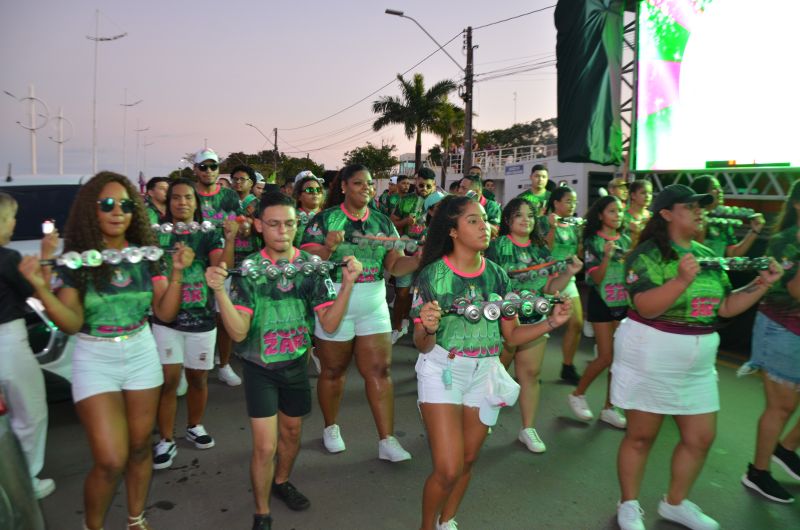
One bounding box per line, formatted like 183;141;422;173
740;312;800;389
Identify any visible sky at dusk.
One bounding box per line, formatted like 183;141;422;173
1;0;558;178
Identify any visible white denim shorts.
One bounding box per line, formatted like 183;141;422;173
151;324;217;370
71;325;163;403
315;281;392;341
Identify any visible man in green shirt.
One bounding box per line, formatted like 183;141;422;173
517;164;550;216
144;176;169;224
458;175;501;236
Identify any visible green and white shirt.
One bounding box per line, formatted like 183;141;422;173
547;221;580;261
759;226;800;334
301;204;399;283
392;194;427;241
231;248;337;368
585;232;632;308
152;230;223;332
478;195;502;227
485;235;550;323
197;183;241;225
410;256;511;358
517;189;550;216
625;239;732;332
702;222;737;257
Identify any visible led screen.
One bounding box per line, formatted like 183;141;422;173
634;0;800;171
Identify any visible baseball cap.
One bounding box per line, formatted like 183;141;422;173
194;149;219;164
389;176;398;185
478;362;521;426
294;170;323;184
608;177;628;188
423;191;446;213
254;172;265;184
650;184;713;213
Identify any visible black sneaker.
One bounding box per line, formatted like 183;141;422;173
773;444;800;480
252;513;272;530
560;363;580;385
272;480;311;511
741;463;794;503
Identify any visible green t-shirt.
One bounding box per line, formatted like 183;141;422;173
621;208;650;237
760;226;800;334
60;260;164;337
145;201;165;225
517;189;550;216
625;239;732;327
584;232;632;308
197;184;241;225
485;235;550;323
152;230;223;332
392;193;427;240
478;195;502;227
230;248;337;368
300;204;400;283
702;222;737;257
548;221;580;261
234;230;262;267
379;192;401;217
293;209;319;248
410;256;511;358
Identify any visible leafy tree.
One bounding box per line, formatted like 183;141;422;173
342;142;399;178
428;100;465;185
217;150;324;185
474;118;558;149
277;157;325;185
372;73;457;171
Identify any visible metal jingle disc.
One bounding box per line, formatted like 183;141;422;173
150;223;161;232
538;268;550;277
160;222;175;234
518;290;534;301
301;262;317;276
319;262;334;275
500;301;518;318
393;239;406;252
188;222;201;232
101;249;123;265
519;301;535;317
307;254;322;264
452;297;469;314
121;247;144;264
532;297;551;315
200;221;215;233
265;265;282;280
58;251;83;270
174;222;189;234
81;250;103;267
464;304;482;323
405;241;418;253
143;246;165;262
504;292;521;302
483;302;501;321
240;259;257;276
283;264;298;279
275;259;290;268
298;211;308;224
375;232;386;238
382;239;395;250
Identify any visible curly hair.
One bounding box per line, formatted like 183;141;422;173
63;171;157;299
323;164;370;209
165;178;203;223
774;179;800;234
293;176;324;205
582;196;622;244
498;197;546;246
419;195;472;270
635;208;677;261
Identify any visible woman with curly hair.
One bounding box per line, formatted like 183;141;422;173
18;171;193;530
411;195;572;529
300;164;419;461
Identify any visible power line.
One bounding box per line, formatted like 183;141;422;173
473;4;556;31
474;60;556;84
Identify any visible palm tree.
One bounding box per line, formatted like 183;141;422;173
372;73;457;171
429;100;465;185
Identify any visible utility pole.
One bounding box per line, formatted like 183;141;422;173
273;128;278;174
120;88;143;177
513;91;517;124
48;107;73;175
463;26;474;172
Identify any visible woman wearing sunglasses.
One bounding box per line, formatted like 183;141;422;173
300;164;420;462
18;172;193;530
292;174;325;248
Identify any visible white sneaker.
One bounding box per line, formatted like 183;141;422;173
568;393;594;421
617;500;645;530
33;477;55;499
176;369;188;397
152;439;177;469
390;325;408;345
378;435;412;462
218;364;241;386
583;319;595;338
600;407;627;429
322;424;346;453
185;424;215;449
657;498;719;530
437;518;458;529
518;428;546;453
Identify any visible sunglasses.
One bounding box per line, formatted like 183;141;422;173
303;187;323;194
197;163;219;172
98;197;135;213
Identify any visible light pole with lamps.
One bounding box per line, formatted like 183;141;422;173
120;88;143;177
134;121;149;178
245;122;278;174
4;84;50;175
87;9;127;174
48;107;74;175
384;9;475;171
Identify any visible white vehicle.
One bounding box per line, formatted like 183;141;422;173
2;173;87;402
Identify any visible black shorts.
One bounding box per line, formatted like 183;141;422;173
242;355;311;418
587;288;627;323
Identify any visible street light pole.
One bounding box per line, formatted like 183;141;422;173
143;138;154;177
87;9;127;175
5;85;50;175
245;122;279;174
48;107;74;175
120;88;143;177
134;121;149;177
385;9;475;171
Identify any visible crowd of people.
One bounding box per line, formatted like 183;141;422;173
0;151;798;530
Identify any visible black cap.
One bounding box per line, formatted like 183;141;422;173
650;184;713;213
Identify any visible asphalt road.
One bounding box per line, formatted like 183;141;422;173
38;330;799;529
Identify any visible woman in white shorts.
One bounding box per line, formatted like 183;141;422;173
150;178;236;469
19;172;191;530
611;184;782;530
300;164;420;461
411;195;571;529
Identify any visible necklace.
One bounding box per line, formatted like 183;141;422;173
344;204;367;219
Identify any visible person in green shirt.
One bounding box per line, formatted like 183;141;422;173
144;176;169;225
18;172;191;530
740;180;800;503
457;174;501;237
378;175;398;215
612;184;782;530
622;179;652;245
517;164;550;216
206;192;362;530
411;195;572;530
486;197;580;454
300;164;420;461
568;196;630;429
292;173;325;248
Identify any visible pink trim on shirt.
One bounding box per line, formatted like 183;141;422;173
339;203;370;222
152;275;167;282
196;183;221;197
507;234;531;247
443;255;486;278
234;304;254;316
596;231;620;241
313;300;335;312
479;195;487;207
259;247;300;264
300;242;323;250
413;317;423;324
209;248;223;256
586;265;600;275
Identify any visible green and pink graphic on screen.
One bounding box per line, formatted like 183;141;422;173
634;0;800;171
